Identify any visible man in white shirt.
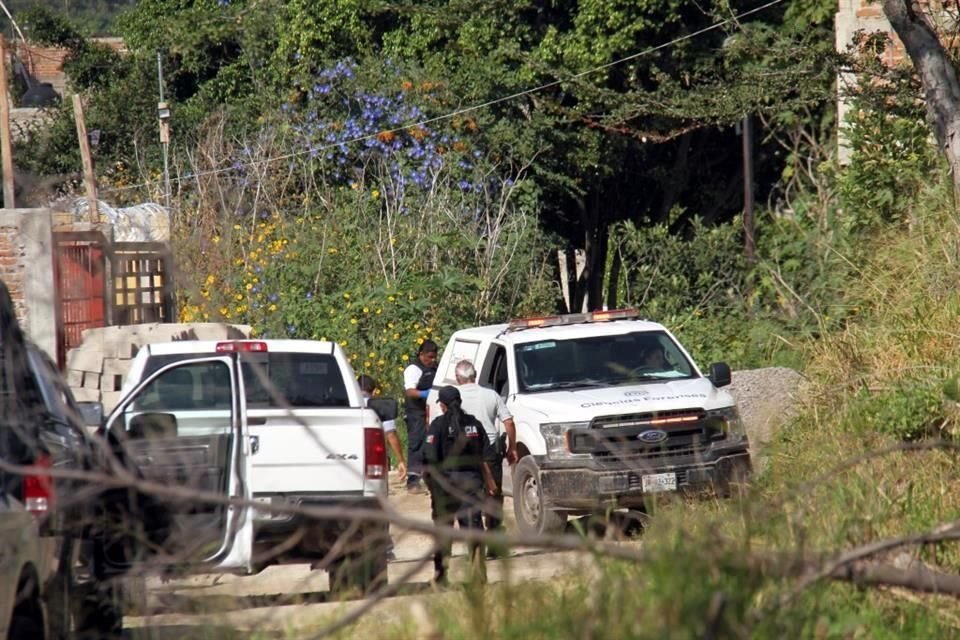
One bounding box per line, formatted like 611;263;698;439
402;340;438;494
454;359;516;549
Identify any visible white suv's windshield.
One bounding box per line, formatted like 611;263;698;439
514;330;696;392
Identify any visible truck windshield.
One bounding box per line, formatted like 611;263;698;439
143;353;350;408
514;330;696;393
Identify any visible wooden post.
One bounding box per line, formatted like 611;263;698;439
0;36;15;208
72;94;99;223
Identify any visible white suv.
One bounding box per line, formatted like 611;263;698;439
428;309;751;534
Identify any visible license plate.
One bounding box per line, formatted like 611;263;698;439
641;472;677;493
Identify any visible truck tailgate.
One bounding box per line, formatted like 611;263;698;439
248;408;367;493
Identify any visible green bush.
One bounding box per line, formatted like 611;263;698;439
845;384;945;440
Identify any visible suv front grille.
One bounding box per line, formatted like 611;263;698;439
568;408;717;461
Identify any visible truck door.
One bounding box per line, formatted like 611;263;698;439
99;355;252;574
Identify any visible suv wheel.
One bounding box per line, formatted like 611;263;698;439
513;457;566;535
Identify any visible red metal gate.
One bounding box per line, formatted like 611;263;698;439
53;232;107;369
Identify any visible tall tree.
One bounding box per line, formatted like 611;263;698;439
882;0;960;197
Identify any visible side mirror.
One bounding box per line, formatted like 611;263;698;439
707;362;732;388
77;401;104;428
367;397;399;423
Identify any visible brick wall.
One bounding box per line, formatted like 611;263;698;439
0;220;27;324
0;210;56;360
16;38;128;97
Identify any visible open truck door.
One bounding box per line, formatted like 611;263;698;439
97;355;253;576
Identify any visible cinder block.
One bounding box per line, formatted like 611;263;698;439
102;358;131;378
100;391;123;413
81;372;101;390
72;387;100;403
66;369;84;387
66;347;103;374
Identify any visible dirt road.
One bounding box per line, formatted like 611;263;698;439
123;479;602;638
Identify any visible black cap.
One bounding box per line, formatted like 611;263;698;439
438;385;460;405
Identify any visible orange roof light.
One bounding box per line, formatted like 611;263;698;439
506;308;640;332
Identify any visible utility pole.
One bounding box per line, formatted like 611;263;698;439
157;52;171;211
72;94;99;223
742;114;755;264
0;35;15;208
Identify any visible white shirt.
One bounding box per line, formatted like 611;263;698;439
458;382;512;445
403;363;425;391
362;393;396;433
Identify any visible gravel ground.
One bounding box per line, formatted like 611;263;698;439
727;367;807;468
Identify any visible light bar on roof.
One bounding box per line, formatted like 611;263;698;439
506;308;640;331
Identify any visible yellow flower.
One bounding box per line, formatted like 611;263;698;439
388;295;395;302
350;318;358;325
368;352;375;358
372;189;380;199
233;224;241;230
402;354;409;361
329;248;338;254
393;333;400;340
268;304;277;312
343;293;351;299
235;293;243;301
416;338;424;345
245;282;253;291
219;306;229;315
362;307;369;313
364;361;371;368
206;274;216;285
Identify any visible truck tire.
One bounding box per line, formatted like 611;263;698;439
513;457;567;536
329;548;388;597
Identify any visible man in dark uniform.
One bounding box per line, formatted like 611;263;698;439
402;339;438;493
423;386;498;585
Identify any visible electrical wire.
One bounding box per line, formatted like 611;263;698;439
86;0;789;195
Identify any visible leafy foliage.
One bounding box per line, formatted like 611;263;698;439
836;32;937;230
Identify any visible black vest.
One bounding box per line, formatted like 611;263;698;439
404;358;437;414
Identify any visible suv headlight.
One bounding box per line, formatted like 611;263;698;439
706;406;745;439
540;421;592;459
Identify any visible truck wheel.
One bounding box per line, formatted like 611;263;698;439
513;457;566;536
329;548;388;597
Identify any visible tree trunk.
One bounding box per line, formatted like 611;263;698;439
883;0;960;196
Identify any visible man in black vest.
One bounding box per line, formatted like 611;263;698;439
402;339;438;494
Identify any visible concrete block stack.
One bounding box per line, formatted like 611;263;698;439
65;322;252;413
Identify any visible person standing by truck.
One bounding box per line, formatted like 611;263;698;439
357;375;407;481
454;359;516;552
403;340;438;494
423;385;498;584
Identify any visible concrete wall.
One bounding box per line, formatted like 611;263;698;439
0;209;56;360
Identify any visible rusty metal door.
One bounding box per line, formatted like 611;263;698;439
53;231;107;369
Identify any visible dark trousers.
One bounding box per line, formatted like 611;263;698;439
429;477;486;583
405;410;426;482
484;452;505;531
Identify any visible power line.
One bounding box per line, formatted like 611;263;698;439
96;0;787;196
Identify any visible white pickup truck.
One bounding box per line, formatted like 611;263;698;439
98;339;390;593
427;309;751;535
